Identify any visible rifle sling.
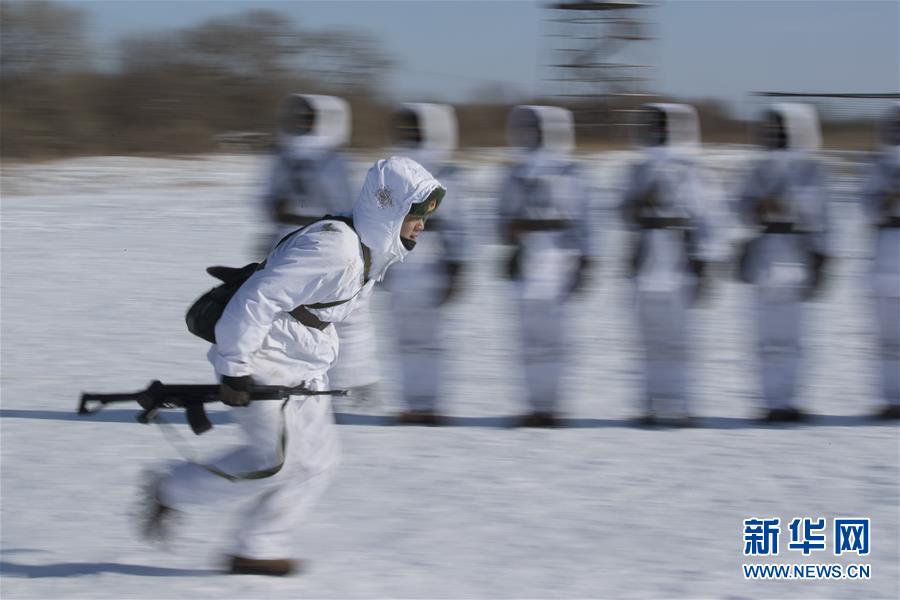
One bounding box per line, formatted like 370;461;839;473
283;220;372;332
195;399;290;481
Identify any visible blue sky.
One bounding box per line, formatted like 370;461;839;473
64;0;899;114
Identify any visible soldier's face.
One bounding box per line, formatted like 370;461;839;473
400;215;426;241
511;112;541;149
640;109;667;146
393;111;422;147
761;113;787;149
394;126;421;146
885;114;900;146
282;98;315;136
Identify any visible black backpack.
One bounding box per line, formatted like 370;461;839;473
185;217;370;343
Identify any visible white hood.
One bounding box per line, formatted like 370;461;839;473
641;103;701;148
397;102;458;159
352;156;445;281
878;102;900;158
768;103;821;151
280;94;351;158
507;105;575;155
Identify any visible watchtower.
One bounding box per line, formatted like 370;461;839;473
542;1;656;143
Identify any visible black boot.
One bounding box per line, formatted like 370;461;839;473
763;407;806;423
635;412;657;427
395;410;443;426
518;412;559;428
140;473;177;542
762;408;790;423
782;406;808;422
875;404;900;420
228;555;299;576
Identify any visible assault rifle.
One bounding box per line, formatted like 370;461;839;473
78;380;349;435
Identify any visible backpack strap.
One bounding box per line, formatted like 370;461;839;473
280;215;372;330
188;217;370;342
288;305;333;331
315;215;371;283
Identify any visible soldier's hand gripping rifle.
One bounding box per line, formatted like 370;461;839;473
78;380;349;435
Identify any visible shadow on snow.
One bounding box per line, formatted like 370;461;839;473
0;408;894;430
0;560;218;578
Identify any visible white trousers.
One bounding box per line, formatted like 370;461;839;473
636;289;691;413
633;230;694;413
392;300;443;412
750;235;810;410
875;293;900;404
158;377;339;560
518;298;567;413
872;229;900;404
755;292;804;410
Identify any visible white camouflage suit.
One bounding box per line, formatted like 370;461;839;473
262;94;380;393
737;103;830;412
860;102;900;408
382;103;470;413
620;103;719;417
498;105;594;415
158;157;445;560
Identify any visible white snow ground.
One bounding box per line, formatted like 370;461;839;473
1;150;897;599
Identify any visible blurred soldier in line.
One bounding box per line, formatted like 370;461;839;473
498;105;594;427
736;104;830;423
383;103;470;425
859;102;900;420
262;94;355;242
261;94;381;400
620;104;718;426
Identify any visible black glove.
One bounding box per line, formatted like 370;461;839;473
568;256;592;297
505;247;522;281
735;237;759;284
220;375;253;407
688;258;708;305
804;252;828;300
627;234;646;278
438;261;463;306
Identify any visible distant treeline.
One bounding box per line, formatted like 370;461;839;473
0;1;395;157
0;1;880;159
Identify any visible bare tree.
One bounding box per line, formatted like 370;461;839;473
174;11;306;79
0;0;90;76
0;4;397;155
300;29;394;94
0;1;99;156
